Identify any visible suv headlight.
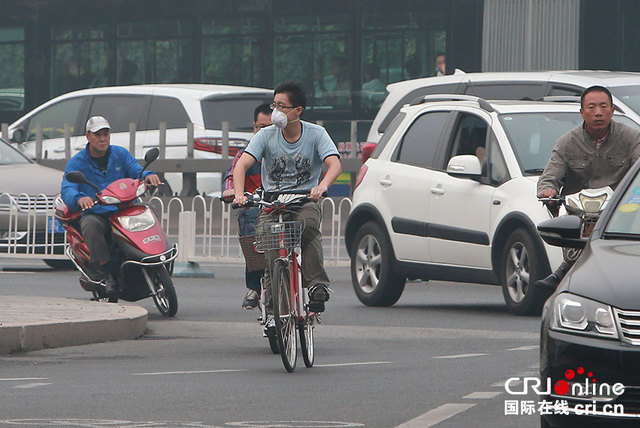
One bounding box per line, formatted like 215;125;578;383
551;293;618;339
118;207;155;232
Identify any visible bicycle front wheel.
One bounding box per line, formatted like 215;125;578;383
299;302;314;368
272;259;297;372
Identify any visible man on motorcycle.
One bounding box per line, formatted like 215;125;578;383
536;85;640;289
232;81;342;321
61;116;161;299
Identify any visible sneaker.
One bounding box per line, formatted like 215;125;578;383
263;314;276;337
308;283;330;313
242;289;259;310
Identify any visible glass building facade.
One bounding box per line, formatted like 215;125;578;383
2;0;639;137
0;0;485;139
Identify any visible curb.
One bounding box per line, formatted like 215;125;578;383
0;296;148;354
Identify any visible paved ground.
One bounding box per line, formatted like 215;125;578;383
0;296;147;354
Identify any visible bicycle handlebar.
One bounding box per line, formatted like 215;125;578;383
226;191;313;210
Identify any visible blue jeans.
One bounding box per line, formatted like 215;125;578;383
238;207;263;293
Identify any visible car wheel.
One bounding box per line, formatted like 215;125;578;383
44;259;75;270
501;228;550;316
350;221;406;306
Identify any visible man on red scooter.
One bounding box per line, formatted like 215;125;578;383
61;116;161;300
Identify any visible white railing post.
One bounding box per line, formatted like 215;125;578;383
36;123;43;161
177;211;196;263
129;122;137;156
221;121;229;158
1;123;8;140
350;120;358;158
159;121;167;159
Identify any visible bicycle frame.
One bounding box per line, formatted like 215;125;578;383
249;191;315;372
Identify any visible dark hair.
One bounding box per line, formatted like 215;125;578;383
253;103;272;122
274;80;306;110
434;52;446;60
581;85;613;108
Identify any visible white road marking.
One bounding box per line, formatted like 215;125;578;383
395;403;476;428
463;391;502;399
11;382;51;389
507;345;538;351
314;361;392;368
0;377;47;381
432;353;487;359
133;369;247;376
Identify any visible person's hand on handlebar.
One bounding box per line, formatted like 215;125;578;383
78;196;95;211
310;184;328;201
233;193;248;206
145;174;162;187
538;188;558;200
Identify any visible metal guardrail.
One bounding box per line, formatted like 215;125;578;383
0;193;67;259
0;194;352;266
1;121;367;196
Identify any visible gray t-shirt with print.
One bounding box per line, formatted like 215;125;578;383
244;120;340;192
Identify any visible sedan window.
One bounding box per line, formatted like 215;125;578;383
0;138;29;165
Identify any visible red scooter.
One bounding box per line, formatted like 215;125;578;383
55;148;179;317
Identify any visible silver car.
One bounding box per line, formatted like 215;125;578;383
0;137;65;268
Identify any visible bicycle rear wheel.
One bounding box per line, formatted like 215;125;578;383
272;259;297;372
299;302;314;368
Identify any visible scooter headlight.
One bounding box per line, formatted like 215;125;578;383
118;207;155;232
100;195;121;205
136;182;147;197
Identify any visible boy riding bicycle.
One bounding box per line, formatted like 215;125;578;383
232;81;342;325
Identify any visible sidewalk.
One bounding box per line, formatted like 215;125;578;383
0;296;148;354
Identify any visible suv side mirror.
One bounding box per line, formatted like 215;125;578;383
537;215;586;249
446;155;482;179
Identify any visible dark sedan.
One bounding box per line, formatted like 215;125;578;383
538;161;640;427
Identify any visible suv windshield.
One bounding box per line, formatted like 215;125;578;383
499;112;584;174
201;97;272;132
0;138;29;165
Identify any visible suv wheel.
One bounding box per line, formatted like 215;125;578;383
501;228;550;315
350;221;406;306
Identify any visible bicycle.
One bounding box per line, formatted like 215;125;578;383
234;190;317;372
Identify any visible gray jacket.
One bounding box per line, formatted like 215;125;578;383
537;120;640;196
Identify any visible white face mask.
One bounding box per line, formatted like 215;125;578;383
271;108;288;129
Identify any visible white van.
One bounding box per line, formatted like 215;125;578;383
368;70;640;143
8;84;273;196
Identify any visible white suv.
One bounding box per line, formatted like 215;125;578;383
368;70;640;143
346;95;640;315
8;84;273;196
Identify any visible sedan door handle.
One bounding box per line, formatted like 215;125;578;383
430;187;445;195
379;178;392;187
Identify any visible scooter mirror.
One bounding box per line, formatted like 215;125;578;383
66;171;100;191
144;147;160;165
66;171;87;184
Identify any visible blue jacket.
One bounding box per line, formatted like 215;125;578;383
61;144;154;215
